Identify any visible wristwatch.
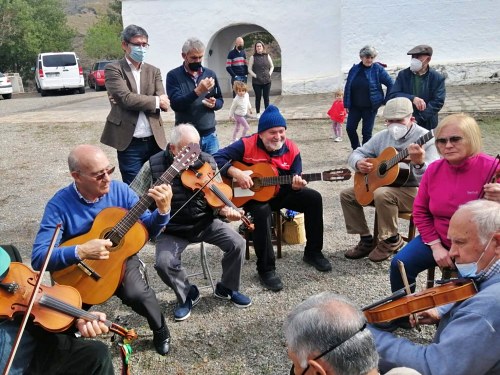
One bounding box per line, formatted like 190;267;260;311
413;162;425;170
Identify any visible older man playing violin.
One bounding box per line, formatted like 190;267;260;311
131;123;251;322
369;199;500;375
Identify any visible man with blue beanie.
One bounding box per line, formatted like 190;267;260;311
214;105;332;291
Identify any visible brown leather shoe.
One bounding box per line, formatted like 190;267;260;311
368;235;404;262
344;240;375;259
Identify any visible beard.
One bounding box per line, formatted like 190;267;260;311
263;139;284;152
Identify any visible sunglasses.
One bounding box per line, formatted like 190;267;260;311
435;136;463;146
289;323;367;375
78;166;115;181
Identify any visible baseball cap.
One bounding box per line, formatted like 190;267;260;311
0;246;11;281
383;97;414;120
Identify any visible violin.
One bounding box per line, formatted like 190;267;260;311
181;162;255;231
0;262;137;340
362;279;477;323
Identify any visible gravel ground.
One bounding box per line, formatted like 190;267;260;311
0;95;497;374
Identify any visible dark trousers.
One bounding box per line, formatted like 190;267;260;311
252;82;271;113
346;106;377;150
244;187;323;274
115;255;165;331
117;136;162;184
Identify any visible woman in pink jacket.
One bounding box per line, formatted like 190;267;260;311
388;113;499;313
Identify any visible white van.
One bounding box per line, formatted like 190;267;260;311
35;52;85;96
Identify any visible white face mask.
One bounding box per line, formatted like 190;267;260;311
410;58;423;72
387;123;409;140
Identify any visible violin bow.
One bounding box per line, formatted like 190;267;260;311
2;224;61;375
478;154;500;199
397;260;421;331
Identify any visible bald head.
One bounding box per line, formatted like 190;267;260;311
68;144;108;173
235;37;244;49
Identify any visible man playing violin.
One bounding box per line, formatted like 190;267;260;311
214;105;332;292
340;97;439;262
0;246;114;375
131;124;251;322
370;199;500;375
31;144;173;356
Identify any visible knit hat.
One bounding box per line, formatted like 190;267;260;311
0;246;10;281
383;97;414;120
258;105;287;133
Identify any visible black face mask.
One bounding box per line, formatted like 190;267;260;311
236;45;244;51
188;62;202;71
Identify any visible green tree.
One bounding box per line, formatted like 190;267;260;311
0;0;75;82
83;0;123;60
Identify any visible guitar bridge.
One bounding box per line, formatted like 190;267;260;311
77;261;101;281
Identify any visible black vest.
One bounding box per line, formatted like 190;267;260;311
149;147;216;238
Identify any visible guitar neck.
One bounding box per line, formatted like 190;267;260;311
258;173;324;187
386;130;434;170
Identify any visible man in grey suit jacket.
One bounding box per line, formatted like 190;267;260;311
101;24;170;184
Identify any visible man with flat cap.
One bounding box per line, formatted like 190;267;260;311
388;44;446;130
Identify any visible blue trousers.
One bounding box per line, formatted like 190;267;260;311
346;106;377;150
200;131;220;155
390;235;436;292
117;136;162;185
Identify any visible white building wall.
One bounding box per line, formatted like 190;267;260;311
123;0;500;95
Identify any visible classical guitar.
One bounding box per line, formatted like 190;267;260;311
224;161;352;207
51;143;201;305
354;130;434;206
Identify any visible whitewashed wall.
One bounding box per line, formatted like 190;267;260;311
123;0;500;95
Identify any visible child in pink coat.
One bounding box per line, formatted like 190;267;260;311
327;89;347;142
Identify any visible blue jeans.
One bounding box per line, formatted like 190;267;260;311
0;320;36;374
346;106;377;150
201;131;219;155
389;235;436;292
117;136;162;184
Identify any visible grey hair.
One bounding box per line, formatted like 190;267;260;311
182;37;205;54
284;292;378;374
170;124;200;147
458;200;500;245
359;45;378;58
121;24;148;42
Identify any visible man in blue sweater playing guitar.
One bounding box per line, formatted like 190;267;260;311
215;105;332;292
340;97;439;262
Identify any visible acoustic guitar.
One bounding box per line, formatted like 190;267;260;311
354;130;434;206
224;161;352;207
51;143;201;305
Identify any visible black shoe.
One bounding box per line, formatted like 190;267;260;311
259;270;283;292
371;317;412;332
153;325;171;355
303;253;332;272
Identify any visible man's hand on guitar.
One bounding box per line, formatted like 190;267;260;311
408;143;425;165
356;159;373;174
291;175;307;190
220;206;244;221
77;239;112;260
148;184;172;214
230;167;253;189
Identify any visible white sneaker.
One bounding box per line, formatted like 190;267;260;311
256;113;260;119
334;137;342;142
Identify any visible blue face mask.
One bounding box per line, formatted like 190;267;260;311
129;45;146;63
456;236;494;278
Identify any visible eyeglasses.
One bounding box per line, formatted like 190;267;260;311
435;136;463;146
128;41;150;49
289;323;367;375
78;166;115;181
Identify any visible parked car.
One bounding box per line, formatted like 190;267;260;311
88;60;116;91
0;72;13;99
35;52;85;96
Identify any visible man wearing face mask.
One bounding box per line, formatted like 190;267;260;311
340;97;439;262
370;199;500;375
101;24;170;185
388;45;446;130
167;37;224;155
226;36;248;97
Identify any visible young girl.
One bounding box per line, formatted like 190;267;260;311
327;89;347;142
229;81;252;142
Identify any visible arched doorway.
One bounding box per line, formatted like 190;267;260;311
204;24;282;98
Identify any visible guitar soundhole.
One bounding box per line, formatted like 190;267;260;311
379;163;387;176
103;230;122;249
252;178;262;191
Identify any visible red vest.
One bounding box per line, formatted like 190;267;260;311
241;134;300;172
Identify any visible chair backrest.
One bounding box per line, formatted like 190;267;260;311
0;244;22;262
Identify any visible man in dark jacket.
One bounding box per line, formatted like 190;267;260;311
166;38;224;155
226;36;248;97
388;44;446;130
130;124;251;322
